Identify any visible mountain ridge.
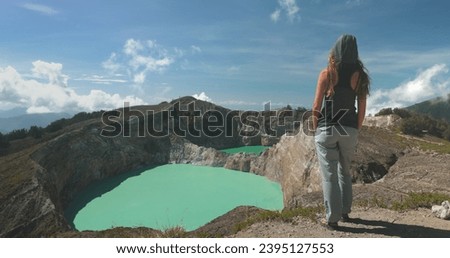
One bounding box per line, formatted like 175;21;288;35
405;93;450;122
0;112;71;133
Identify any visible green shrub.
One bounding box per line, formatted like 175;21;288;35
392;192;450;211
6;128;28;141
400;113;450;139
400;116;425;136
45;118;66;133
232;206;323;234
157;226;187;238
29;126;43;139
375;108;393;116
0;132;10;148
392;108;411;118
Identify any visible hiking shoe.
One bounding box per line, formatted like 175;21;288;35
320;219;339;230
341;214;352;222
325;222;339;230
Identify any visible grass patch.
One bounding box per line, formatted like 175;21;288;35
232;205;323;234
364;125;450;154
414;140;450;154
391;126;450;154
391;192;450;211
355;192;450;211
362;126;409;149
397;134;450;154
354;194;389;209
157;226;188;238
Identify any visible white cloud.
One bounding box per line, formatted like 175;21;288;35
192;92;212;102
191;45;202;54
124;38;144;56
367;64;450;115
102;53;121;74
217;100;259;107
21;3;59;15
133;72;146;84
102;39;202;90
0;61;146;114
103;39;175;86
270;9;281;22
31;60;69;87
271;0;300;23
227;66;241;74
174;47;184;57
364;48;450;75
74;75;127;85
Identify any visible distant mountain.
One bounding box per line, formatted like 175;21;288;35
0;113;71;133
406;94;450;123
0;107;28;118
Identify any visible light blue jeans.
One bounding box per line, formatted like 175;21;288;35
314;125;358;223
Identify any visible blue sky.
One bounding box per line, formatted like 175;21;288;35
1;0;450;115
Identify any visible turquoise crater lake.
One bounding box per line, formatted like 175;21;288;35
221;145;269;154
66;164;283;231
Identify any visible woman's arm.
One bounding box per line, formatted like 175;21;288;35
357;96;366;129
312;69;328;130
352;70;367;129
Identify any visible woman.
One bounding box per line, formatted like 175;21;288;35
312;34;370;230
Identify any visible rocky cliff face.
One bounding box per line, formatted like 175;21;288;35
224;125;404;208
31;121;172;209
247;130;321;208
1;119;173;237
0;146;68;237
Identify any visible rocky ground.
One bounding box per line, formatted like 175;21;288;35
231;207;450;238
231;148;450;238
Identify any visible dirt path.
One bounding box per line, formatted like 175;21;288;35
231;207;450;238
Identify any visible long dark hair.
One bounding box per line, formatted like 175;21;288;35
326;35;371;98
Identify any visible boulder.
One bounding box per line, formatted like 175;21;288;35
363;114;401;128
250;129;321;208
261;133;280;146
432;201;450;220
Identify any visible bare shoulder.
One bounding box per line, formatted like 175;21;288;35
319;68;329;77
351;70;360;79
318;68;329;82
351;70;360;89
